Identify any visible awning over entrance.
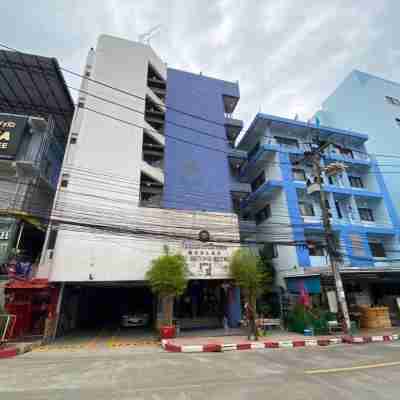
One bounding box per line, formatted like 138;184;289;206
286;276;321;294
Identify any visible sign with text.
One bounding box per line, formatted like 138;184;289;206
0;115;29;159
182;242;234;279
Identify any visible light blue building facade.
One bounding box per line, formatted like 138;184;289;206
237;113;400;308
315;70;400;219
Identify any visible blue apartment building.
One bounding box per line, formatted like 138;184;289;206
236;113;400;314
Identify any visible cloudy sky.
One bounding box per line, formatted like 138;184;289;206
2;0;399;126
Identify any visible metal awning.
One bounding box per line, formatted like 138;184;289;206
0;50;74;145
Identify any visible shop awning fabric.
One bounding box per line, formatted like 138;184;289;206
286;276;321;294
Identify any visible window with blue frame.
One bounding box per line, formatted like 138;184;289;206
359;207;374;221
369;241;386;257
349;176;364;188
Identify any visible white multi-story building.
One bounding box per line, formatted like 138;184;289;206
36;35;245;334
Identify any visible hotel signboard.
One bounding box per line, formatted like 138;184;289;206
0;115;28;159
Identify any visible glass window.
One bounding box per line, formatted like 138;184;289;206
349;176;364;188
251;171;265;192
369;242;386;257
255;204;271;225
359;208;374;221
292;168;306;181
299;202;315;216
335;201;343;219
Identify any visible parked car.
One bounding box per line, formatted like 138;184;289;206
120;313;150;327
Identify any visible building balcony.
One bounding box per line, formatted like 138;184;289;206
241;179;281;209
228;148;247;168
225;117;243;142
230;181;251;199
139;195;162;208
324;146;370;165
141;160;164;185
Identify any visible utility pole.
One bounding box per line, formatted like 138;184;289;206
306;146;351;334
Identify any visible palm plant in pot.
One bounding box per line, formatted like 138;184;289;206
146;246;188;339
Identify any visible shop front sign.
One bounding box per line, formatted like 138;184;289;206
182;241;233;279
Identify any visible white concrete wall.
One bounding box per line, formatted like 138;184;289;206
38;35;240;283
255;189;299;288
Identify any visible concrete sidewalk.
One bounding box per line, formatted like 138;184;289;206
163;327;400;352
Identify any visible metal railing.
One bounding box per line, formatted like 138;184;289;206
0;314;16;344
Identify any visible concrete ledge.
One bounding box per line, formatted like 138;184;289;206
161;334;400;353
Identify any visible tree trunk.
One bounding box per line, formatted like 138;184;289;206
250;292;258;341
163;295;174;326
245;290;258;341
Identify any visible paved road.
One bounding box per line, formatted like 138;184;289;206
1;342;400;399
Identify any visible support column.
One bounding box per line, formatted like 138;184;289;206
227;286;241;327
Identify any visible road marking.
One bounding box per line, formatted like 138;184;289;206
306;360;400;375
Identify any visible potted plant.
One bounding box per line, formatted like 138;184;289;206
146;246;188;339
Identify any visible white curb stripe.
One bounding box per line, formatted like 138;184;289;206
279;341;294;348
250;342;265;349
392;334;399;340
305;340;318;346
181;345;204;353
352;337;365;343
221;344;237;352
371;336;384;342
329;338;342;345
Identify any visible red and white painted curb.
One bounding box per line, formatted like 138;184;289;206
0;346;18;359
161;334;400;353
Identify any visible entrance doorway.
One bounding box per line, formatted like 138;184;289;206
175;280;232;330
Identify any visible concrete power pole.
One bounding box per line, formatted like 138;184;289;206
306;148;352;334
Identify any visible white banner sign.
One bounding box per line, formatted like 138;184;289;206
182;242;233;279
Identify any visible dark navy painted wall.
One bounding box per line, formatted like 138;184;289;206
163;68;235;213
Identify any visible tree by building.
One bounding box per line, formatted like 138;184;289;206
229;248;265;340
146;246;188;327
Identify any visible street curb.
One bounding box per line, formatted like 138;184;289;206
161;334;400;353
0;346;18;359
0;341;43;360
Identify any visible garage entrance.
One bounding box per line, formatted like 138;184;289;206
56;283;156;347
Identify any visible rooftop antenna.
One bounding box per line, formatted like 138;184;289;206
138;25;163;45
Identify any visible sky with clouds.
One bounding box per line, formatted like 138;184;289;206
2;0;399;127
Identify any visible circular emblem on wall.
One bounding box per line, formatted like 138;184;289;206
198;230;210;242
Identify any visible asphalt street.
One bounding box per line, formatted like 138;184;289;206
1;341;400;399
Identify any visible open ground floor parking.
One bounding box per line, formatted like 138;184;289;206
54;279;242;342
2;339;400;399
